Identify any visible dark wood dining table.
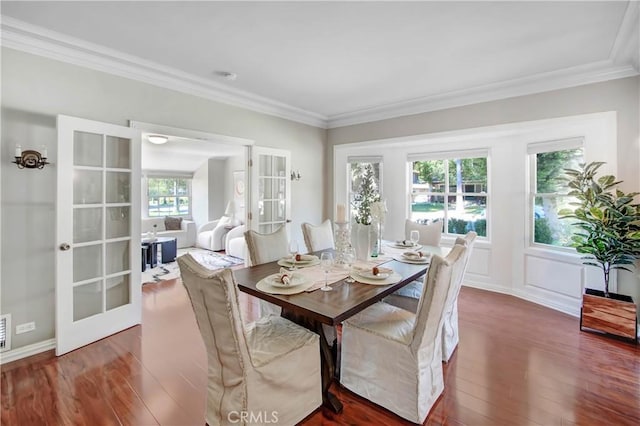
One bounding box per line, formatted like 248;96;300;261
233;253;429;414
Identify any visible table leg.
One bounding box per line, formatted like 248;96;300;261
281;309;343;414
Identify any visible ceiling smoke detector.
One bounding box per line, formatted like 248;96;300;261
214;71;237;81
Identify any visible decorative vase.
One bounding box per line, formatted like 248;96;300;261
351;223;378;261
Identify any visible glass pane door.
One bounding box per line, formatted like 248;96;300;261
251;147;291;235
56;115;141;356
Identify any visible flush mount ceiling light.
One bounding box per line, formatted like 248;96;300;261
147;135;169;145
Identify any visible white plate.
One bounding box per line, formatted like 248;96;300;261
277;258;320;268
280;255;317;264
359;270;390;280
401;252;430;262
390;242;422;250
266;273;308;288
393;255;429;264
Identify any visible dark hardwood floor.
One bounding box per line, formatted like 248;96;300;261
2;277;639;425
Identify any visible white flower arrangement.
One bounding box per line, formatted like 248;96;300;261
370;200;387;224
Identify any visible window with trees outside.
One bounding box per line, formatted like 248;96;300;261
409;153;488;237
348;158;382;222
529;140;584;247
147;177;191;217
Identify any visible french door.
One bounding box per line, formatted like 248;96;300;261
56;115;141;355
249;147;291;235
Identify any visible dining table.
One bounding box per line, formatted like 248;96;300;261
233;243;444;414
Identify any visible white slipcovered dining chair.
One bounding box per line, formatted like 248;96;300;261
301;220;338;346
441;231;477;362
405;219;443;246
340;245;466;424
301;220;335;252
384;231;477;362
244;225;289;317
244;225;289;266
177;254;322;425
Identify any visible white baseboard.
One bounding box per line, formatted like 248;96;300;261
0;338;55;365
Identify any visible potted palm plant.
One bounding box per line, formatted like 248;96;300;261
560;162;640;342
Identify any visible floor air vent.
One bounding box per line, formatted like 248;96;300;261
0;314;11;352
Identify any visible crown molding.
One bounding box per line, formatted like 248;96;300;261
610;0;640;71
0;17;328;128
327;60;638;128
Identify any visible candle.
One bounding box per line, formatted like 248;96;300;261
41;146;48;159
336;203;346;223
15;145;22;157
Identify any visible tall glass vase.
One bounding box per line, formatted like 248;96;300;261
377;221;385;255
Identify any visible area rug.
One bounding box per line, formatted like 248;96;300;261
142;248;244;284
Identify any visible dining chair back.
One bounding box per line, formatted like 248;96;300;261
340;244;466;423
301;220;335;252
244;225;289;266
405;219;443;246
441;231;477;362
177;254;322;425
243;225;289;316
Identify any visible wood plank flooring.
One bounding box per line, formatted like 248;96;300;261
2;278;639;425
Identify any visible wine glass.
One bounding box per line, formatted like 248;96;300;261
320;252;334;292
344;246;356;283
288;240;299;270
410;230;420;247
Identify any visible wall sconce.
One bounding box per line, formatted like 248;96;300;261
290;170;301;181
12;145;50;169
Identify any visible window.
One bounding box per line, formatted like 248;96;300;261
409;152;488;237
146;176;191;217
529;140;584;247
348;157;382;223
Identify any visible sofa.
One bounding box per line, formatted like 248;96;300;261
141;217;196;249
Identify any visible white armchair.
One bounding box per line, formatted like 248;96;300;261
196;217;232;251
225;224;246;260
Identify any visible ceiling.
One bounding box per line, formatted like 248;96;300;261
2;1;639;128
141;133;245;173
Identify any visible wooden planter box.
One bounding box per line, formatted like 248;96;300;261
580;288;638;343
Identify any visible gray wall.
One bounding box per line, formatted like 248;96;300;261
191;160;209;226
208;158;226;221
1;47;326;351
328;76;640;311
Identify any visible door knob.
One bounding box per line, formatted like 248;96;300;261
59;243;71;251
